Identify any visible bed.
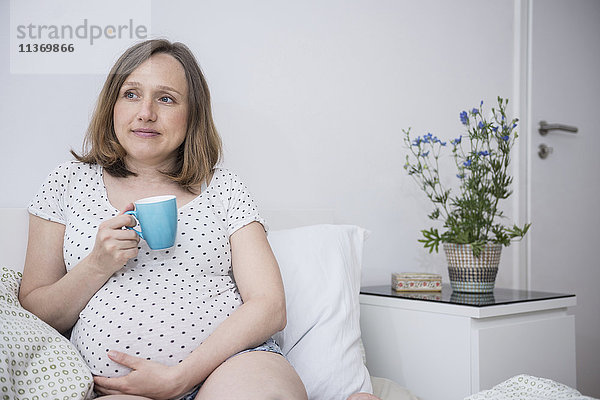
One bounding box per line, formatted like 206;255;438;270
0;208;419;400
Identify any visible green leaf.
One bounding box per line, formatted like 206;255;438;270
418;228;441;253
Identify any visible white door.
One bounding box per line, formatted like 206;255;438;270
529;0;600;396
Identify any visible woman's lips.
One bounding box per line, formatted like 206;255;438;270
132;128;160;138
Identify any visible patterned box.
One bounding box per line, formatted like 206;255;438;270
392;272;442;292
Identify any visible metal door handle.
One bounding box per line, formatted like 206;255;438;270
539;121;578;136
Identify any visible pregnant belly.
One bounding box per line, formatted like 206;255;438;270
70;285;240;377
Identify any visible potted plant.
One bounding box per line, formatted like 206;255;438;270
403;97;530;293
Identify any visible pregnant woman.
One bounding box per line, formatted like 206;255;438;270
19;39;307;400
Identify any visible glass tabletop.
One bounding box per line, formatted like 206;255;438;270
360;284;575;307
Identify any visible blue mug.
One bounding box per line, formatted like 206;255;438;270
125;195;178;250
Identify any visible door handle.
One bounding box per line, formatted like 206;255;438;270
538;121;578;136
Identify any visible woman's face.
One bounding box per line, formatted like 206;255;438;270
113;53;189;169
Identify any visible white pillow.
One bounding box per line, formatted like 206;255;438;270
269;224;373;400
0;266;94;399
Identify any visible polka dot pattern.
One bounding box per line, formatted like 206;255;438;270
0;266;94;399
28;162;265;377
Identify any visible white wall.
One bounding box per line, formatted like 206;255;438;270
0;0;521;287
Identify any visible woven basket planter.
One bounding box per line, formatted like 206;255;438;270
443;242;502;293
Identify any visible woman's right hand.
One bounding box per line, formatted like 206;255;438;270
88;204;140;277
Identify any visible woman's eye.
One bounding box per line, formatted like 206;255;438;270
159;96;174;104
124;91;138;99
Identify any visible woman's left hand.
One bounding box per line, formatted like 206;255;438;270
93;350;188;399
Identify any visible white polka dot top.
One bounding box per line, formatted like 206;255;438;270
28;161;266;377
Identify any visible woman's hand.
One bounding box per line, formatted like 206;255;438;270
87;204;140;277
93;351;189;399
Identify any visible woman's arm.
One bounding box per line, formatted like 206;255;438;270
164;220;286;388
19;210;140;334
93;221;286;398
175;221;286;387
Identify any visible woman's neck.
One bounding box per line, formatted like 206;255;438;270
124;157;176;182
103;159;194;210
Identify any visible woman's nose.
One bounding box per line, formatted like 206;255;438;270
137;99;157;122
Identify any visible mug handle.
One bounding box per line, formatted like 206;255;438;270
124;210;144;240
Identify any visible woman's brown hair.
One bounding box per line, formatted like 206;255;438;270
72;39;222;192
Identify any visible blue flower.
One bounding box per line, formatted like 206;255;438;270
463;159;472;167
456;174;465;179
440;141;447;146
478;121;485;129
412;137;421;146
460;111;469;125
502;135;510;141
451;136;462;145
478;150;490;156
513;123;518;128
421;151;430;157
492;126;499;132
472;108;479;115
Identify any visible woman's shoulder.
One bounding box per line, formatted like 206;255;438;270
209;167;248;190
42;160;102;185
211;166;235;179
50;160;100;174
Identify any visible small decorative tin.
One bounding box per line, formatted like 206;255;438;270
392;272;442;292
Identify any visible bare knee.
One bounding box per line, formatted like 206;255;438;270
195;351;307;400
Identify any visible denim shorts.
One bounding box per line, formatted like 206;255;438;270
178;338;283;400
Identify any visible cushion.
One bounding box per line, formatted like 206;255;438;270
371;376;421;400
465;374;596;400
270;224;373;400
0;266;94;399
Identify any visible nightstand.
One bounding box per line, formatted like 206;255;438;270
359;285;576;400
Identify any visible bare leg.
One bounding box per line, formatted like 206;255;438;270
195;351;307;400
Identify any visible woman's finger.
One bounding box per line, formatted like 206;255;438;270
107;350;145;369
94;375;128;394
113;228;141;243
100;213;137;230
93;380;124;395
119;203;135;215
118;204;137;227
